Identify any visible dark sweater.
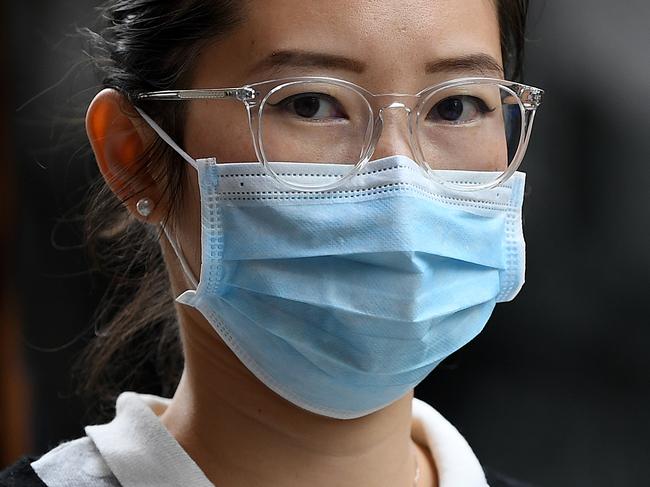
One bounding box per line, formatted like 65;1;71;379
1;455;533;487
0;457;47;487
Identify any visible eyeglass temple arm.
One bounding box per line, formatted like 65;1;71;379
518;86;544;110
136;88;256;102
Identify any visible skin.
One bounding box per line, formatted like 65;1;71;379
86;0;504;485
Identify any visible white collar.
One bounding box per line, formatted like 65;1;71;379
85;392;212;487
411;397;488;486
84;391;487;487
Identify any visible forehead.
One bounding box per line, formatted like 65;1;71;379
192;0;502;90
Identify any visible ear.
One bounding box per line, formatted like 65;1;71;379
86;88;165;223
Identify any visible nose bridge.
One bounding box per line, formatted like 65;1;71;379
369;97;415;161
373;91;417;113
379;101;412;116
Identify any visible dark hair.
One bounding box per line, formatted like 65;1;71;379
78;0;530;412
498;0;529;81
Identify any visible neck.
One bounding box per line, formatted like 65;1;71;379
160;306;429;487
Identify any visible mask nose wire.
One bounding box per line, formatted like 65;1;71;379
134;106;200;290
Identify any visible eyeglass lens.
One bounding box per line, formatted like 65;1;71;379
258;80;524;186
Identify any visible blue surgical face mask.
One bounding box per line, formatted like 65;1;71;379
137;109;527;420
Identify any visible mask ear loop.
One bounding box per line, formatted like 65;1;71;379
134;107;199;170
162;225;199;289
134;106;200;290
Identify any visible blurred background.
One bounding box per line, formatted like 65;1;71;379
1;1;648;486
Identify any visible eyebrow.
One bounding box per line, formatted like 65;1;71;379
250;50;366;75
249;50;504;77
425;53;504;76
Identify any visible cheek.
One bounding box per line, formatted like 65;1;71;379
183;99;259;163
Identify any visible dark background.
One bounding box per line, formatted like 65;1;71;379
2;1;649;486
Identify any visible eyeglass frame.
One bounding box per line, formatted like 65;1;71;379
136;76;544;192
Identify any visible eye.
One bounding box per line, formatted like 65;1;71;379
273;92;348;121
426;95;495;124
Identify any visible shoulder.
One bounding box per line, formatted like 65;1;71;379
1;437;120;487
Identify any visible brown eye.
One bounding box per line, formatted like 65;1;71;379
293;95;321;118
426;96;495;124
275;92;348;121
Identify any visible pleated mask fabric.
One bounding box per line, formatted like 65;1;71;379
173;155;526;419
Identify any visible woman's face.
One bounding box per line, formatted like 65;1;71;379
170;0;504;285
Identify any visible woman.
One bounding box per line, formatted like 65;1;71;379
1;0;542;485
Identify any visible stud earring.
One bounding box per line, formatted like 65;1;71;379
136;198;155;217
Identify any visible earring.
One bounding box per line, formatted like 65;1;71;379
136;198;155;217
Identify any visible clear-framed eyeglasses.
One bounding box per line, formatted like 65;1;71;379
136;76;544;191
